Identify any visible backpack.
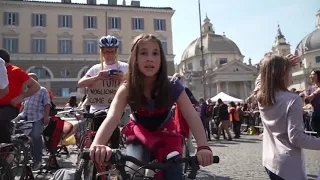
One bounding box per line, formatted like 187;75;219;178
205;104;213;117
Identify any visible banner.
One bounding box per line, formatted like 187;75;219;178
86;79;121;106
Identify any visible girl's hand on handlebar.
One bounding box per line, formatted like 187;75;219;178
89;145;112;165
196;149;213;167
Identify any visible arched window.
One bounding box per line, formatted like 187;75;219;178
29;67;51;79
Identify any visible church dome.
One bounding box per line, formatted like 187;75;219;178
295;10;320;56
181;16;242;62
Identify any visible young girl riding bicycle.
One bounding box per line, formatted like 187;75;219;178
90;34;213;180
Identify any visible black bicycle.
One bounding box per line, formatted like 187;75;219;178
74;109;125;180
10;117;35;180
79;148;219;180
0;143;14;180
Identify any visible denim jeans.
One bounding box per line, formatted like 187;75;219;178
30;119;44;163
126;140;183;180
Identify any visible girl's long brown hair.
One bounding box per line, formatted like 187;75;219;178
257;55;292;106
125;34;170;109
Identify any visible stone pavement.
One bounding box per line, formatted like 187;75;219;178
32;135;320;180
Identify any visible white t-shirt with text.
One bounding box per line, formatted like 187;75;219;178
0;58;8;89
85;61;128;112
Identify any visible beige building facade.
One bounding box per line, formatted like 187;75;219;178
0;0;175;105
176;16;257;100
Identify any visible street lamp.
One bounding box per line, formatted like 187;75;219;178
198;0;206;99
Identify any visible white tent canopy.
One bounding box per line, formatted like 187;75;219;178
210;92;244;103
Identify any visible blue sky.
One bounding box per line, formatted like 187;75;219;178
37;0;319;64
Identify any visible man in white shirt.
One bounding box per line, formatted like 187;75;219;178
78;35;128;149
0;58;9;98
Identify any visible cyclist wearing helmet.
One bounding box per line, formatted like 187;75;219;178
78;35;128;112
78;35;128;149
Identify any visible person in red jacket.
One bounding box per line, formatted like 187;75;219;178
89;34;213;180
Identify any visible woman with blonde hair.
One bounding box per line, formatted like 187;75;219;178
258;55;320;180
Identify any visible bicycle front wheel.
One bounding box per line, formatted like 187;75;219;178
11;139;28;180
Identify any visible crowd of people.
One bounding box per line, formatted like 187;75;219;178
1;32;320;180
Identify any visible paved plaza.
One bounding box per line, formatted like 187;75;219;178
33;135;320;180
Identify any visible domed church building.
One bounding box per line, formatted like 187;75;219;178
176;15;258;100
290;10;320;90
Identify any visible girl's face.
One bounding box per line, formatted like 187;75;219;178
284;68;292;87
137;40;161;77
310;71;318;84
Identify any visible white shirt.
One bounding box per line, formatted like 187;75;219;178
85;61;128;112
260;91;320;180
0;58;8;89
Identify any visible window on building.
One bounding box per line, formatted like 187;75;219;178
108;17;121;29
3;38;19;53
187;63;193;70
132;18;144;30
58;15;72;28
61;88;70;97
84;39;97;54
61;68;70;77
29;67;51;79
32;14;46;27
219;58;228;65
161;40;168;54
3;12;19;26
315;56;320;63
31;39;46;53
154;19;166;31
58;39;72;54
84;16;97;29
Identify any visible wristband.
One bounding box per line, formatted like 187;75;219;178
197;146;212;152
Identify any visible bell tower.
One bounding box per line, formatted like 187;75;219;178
201;14;214;35
272;24;290;56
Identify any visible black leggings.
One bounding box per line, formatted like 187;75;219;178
311;115;320;136
265;168;284;180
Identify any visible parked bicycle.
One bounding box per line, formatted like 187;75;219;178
0;143;14;180
10;117;35;180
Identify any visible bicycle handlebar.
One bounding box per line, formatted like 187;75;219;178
80;148;219;179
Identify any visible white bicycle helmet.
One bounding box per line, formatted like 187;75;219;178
99;35;119;48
